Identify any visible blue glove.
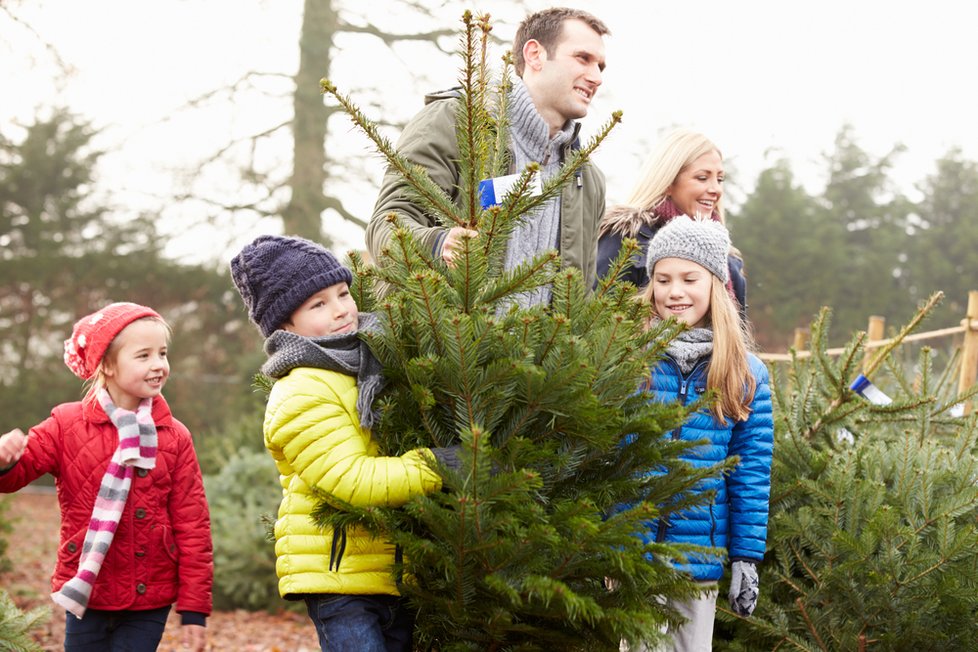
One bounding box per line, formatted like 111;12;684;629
728;560;759;617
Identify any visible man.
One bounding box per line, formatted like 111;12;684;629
366;8;610;305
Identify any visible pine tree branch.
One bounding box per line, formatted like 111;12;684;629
795;598;831;652
321;79;463;226
863;292;943;377
788;540;822;586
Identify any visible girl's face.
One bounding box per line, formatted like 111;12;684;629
667;150;724;218
103;319;170;410
284;282;359;338
651;257;713;328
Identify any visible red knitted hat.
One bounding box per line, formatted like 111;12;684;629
63;302;163;380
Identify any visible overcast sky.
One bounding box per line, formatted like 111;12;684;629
2;0;976;261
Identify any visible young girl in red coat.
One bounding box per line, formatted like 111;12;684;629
0;302;213;652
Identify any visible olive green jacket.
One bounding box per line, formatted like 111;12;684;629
366;94;606;290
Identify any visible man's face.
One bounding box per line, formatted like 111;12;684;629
524;18;606;132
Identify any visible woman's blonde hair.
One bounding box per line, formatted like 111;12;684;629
641;275;755;424
602;129;724;237
85;316;171;399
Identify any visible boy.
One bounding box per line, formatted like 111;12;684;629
230;234;455;652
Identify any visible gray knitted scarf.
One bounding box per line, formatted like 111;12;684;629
504;78;575;308
665;327;714;375
261;312;385;429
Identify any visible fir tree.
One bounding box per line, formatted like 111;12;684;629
0;589;46;652
716;293;978;651
316;13;725;651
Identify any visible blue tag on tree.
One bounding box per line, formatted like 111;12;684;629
478;172;543;209
850;374;893;406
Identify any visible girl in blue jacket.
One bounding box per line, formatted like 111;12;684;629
636;215;773;651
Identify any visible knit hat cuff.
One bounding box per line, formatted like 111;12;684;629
646;215;731;283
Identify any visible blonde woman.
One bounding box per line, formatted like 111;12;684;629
597;129;747;317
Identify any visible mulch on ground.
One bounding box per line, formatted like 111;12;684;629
1;489;318;651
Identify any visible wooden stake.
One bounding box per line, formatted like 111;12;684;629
959;291;978;415
864;315;885;372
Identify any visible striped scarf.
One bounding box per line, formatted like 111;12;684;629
51;389;158;619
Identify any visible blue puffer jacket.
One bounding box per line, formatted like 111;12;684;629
640;353;773;581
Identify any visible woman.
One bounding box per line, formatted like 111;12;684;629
596;129;747;317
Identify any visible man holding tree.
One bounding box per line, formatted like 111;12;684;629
366;7;610;306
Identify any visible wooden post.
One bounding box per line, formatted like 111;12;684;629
959;291;978;415
864;315;885;372
792;327;808;352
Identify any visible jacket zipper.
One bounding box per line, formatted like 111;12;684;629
654;356;709;543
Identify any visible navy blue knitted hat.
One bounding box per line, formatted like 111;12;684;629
230;235;353;338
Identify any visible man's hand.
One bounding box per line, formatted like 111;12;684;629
0;429;27;469
181;624;206;651
441;227;478;267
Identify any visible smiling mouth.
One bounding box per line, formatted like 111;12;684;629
574;87;592;101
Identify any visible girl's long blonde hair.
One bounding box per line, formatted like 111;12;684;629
642;277;755;424
601;129;724;238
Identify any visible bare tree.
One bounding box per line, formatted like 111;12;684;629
181;0;519;244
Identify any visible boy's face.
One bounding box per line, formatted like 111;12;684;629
283;283;359;337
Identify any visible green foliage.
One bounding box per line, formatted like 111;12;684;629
0;106;265;440
204;449;285;612
0;589;46;652
318;12;719;650
906;148;978;325
728;126;978;350
726;158;839;350
715;296;978;651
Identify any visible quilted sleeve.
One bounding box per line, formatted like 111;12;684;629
366;99;461;262
726;357;774;562
0;413;62;491
264;369;441;507
168;422;213;616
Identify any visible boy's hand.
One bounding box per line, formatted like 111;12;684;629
181;624;206;651
0;429;27;469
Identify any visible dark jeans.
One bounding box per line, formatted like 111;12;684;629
304;594;414;652
64;605;170;651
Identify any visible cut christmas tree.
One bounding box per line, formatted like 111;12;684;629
318;13;726;651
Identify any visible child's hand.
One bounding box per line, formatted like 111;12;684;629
0;428;27;469
181;624;206;651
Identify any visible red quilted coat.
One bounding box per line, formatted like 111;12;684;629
0;395;213;616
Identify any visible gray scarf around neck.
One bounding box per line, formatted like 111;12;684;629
666;327;714;375
504;78;576;308
262;312;385;429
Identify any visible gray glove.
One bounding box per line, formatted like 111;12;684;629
728;560;759;617
430;446;463;474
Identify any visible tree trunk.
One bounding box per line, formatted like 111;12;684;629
283;0;335;242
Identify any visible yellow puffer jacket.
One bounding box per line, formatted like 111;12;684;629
263;366;441;598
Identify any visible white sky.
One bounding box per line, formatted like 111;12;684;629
2;0;976;262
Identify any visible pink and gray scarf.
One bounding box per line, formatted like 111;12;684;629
51;389;158;618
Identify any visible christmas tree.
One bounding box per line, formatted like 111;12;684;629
715;293;978;651
317;13;725;651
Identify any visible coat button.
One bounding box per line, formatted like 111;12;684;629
136;583;147;594
134;508;146;519
135;550;145;557
67;542;77;553
136;468;149;477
